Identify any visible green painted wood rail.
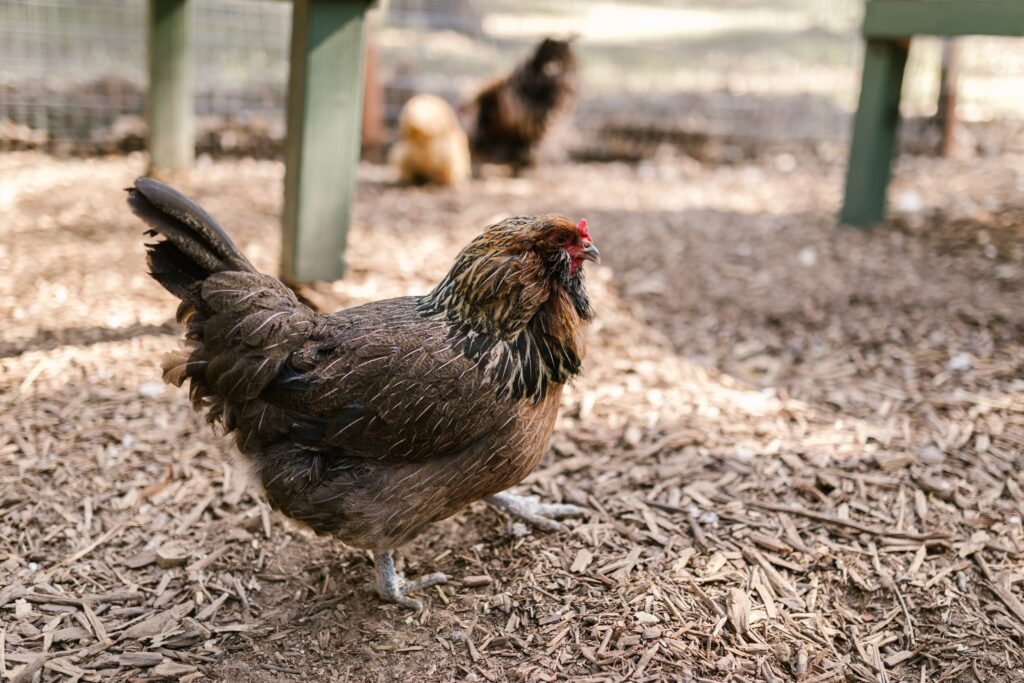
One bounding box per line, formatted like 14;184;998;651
148;0;195;173
146;0;372;283
841;0;1024;227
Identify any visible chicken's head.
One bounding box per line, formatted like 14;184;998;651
539;216;600;275
528;38;577;86
420;214;597;340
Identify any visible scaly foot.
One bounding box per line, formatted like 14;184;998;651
485;491;587;532
372;550;448;612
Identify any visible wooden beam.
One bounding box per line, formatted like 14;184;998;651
864;0;1024;38
936;38;961;157
281;0;372;284
147;0;195;172
361;38;387;163
840;39;910;227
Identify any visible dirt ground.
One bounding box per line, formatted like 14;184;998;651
2;150;1024;682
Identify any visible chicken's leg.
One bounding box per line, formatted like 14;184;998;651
485;491;586;532
372;550;448;611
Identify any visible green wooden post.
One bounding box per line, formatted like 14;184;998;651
841;0;1024;227
147;0;195;172
840;39;909;227
282;0;372;283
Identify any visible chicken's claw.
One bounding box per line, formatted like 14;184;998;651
485;491;587;533
372;550;448;612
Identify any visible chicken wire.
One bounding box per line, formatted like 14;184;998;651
2;0;1024;155
0;0;291;153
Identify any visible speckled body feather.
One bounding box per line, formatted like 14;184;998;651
130;179;594;551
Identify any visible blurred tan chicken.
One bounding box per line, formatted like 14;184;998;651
390;94;470;186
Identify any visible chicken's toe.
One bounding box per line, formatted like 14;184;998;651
405;572;449;592
485;491;587;533
372;550;448;612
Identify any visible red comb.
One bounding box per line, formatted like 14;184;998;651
577;218;590;240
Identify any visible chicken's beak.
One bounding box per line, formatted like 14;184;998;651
580;242;600;264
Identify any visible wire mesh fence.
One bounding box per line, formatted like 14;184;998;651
2;0;1023;156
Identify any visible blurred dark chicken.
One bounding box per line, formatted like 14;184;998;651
129;178;599;610
467;37;577;170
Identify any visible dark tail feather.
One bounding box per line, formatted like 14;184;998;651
128;177;255;302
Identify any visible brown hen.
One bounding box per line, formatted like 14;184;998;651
129;178;599;610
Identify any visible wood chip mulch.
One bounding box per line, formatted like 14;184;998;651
2;151;1024;682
